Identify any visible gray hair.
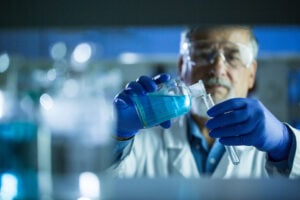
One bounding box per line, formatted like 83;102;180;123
180;25;259;59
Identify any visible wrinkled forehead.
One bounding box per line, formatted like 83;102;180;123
186;27;251;45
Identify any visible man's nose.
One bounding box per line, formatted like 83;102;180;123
209;52;227;76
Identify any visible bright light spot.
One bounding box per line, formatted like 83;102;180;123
40;93;54;110
78;197;91;200
62;79;79;98
79;172;100;199
47;68;57;81
50;42;67;60
0;173;18;200
182;42;188;52
118;52;141;64
72;43;92;64
0;90;4;118
0;53;10;73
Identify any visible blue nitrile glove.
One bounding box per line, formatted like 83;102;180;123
206;98;292;161
113;73;172;139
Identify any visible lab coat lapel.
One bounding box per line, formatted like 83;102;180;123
163;117;199;177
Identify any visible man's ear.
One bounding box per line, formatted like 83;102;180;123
248;60;257;89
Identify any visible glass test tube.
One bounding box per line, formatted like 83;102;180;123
202;94;240;165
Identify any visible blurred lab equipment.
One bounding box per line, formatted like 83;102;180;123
0;50;120;199
38;67;119;199
0;64;39;199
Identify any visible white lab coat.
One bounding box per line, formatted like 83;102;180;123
110;117;300;178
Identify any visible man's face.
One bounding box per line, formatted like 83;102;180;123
179;28;257;104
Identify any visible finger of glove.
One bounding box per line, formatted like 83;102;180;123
209;118;258;138
160;120;171;128
125;81;146;95
153;73;171;84
219;133;255;146
207;98;247;117
114;92;134;108
137;76;158;92
206;109;249;130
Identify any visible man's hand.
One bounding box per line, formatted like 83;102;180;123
113;73;171;139
206;98;292;161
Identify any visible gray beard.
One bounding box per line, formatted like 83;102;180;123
212;87;236;104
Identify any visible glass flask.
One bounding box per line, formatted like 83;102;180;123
132;78;206;128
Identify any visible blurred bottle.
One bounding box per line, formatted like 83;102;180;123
0;90;39;200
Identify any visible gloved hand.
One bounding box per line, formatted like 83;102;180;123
113;73;171;139
206;98;292;161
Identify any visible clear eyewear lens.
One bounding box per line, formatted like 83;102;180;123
186;41;253;68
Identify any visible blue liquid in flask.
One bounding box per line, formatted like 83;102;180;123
132;94;191;128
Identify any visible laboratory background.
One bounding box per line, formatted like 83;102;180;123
0;0;300;199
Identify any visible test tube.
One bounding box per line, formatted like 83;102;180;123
202;93;240;165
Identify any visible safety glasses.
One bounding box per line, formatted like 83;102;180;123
183;40;254;68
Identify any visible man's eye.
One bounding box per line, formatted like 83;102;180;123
192;52;210;60
225;51;240;61
226;54;237;60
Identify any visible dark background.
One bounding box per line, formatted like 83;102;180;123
0;0;299;28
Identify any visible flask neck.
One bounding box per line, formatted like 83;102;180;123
188;80;207;98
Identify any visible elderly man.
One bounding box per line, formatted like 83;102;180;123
111;26;300;178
